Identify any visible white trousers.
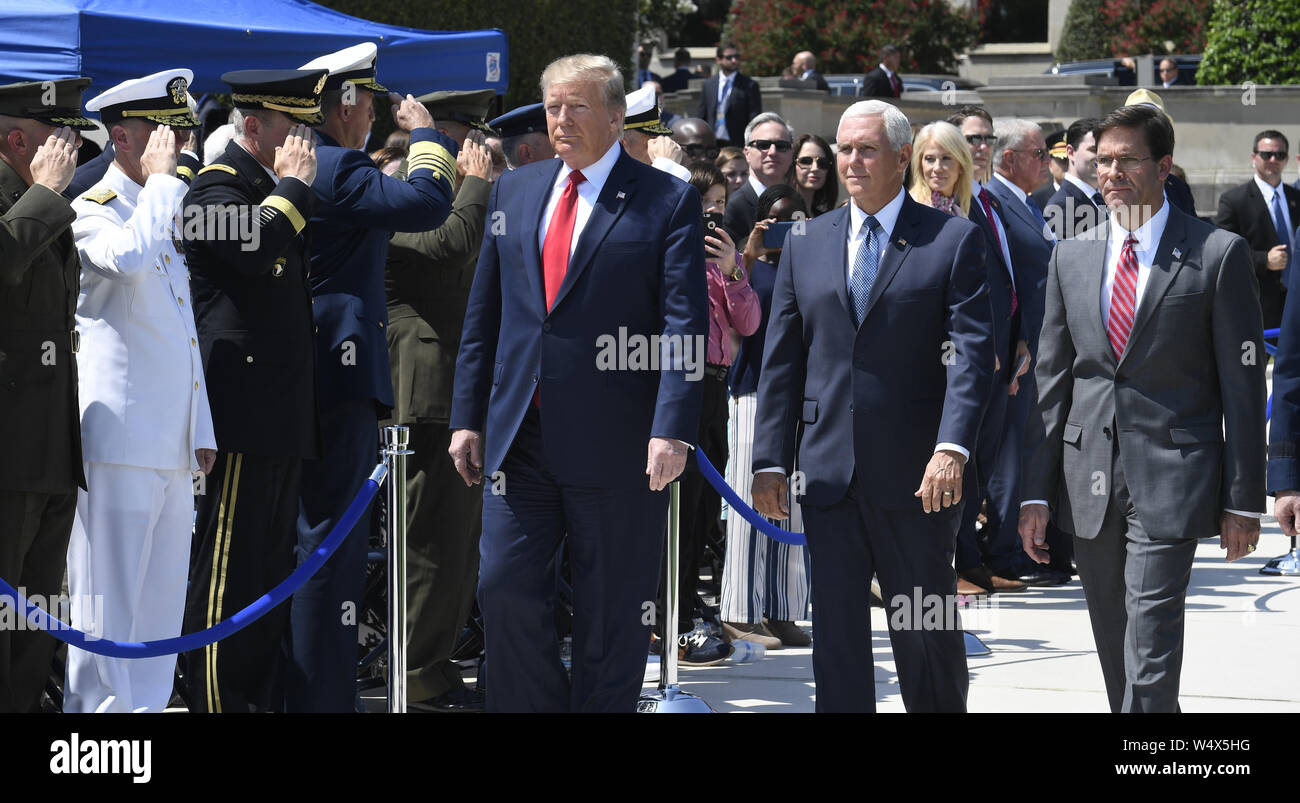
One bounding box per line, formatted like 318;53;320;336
720;393;810;623
66;462;193;713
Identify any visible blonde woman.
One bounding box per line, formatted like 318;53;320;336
907;121;973;218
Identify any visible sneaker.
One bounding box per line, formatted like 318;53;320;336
678;630;733;666
721;620;782;650
763;618;812;647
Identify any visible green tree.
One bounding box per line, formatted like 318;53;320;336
1101;0;1213;57
723;0;980;77
1198;0;1300;85
316;0;638;109
1055;0;1109;63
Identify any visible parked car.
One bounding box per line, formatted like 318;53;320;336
1046;54;1200;86
823;73;983;97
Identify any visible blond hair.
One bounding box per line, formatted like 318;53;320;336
908;121;973;216
540;54;626;115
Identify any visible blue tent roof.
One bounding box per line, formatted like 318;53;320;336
0;0;507;99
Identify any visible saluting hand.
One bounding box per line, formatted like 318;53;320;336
140;125;178;178
274;124;318;184
29;126;79;193
457;130;493;182
646;136;684;165
392;93;435;131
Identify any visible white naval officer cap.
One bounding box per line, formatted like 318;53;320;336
300;42;388;94
623;83;672;136
86;68;199;128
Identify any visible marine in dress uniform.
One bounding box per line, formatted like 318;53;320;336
179;68;327;713
67;69;216;712
0;78;94;713
383;88;494;711
288;43;458;712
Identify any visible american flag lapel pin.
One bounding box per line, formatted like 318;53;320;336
898;238;907;246
1172;247;1182;259
616;190;626;200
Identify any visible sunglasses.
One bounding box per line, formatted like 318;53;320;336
1011;147;1047;161
683;143;720;159
965;134;996;146
720;53;740;61
1255;150;1289;161
796;155;832;169
748;139;793;152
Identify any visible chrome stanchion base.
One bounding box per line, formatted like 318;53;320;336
637;686;715;713
964;631;992;657
1259;547;1300;576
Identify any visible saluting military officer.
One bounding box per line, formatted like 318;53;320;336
287;42;458;712
67;69;216;713
64;91;203;201
0;79;93;714
179;68;327;713
384;88;496;712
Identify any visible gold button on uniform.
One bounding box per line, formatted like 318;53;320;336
191;338;197;346
178;297;184;305
165;254;171;265
194;381;199;389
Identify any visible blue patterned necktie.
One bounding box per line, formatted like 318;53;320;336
850;215;880;326
1271;189;1291;285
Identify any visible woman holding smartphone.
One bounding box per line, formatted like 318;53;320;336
720;184;813;650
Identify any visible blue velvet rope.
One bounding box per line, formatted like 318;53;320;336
694;450;807;546
0;469;383;659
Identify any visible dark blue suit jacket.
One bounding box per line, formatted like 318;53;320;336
1268;252;1300;491
1043;178;1105;240
967;195;1019;372
985;177;1054;352
752;193;995;509
307;128;457;412
449;146;708;489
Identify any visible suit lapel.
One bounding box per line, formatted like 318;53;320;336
1119;209;1188;365
1085;222;1112;363
862;197;918;322
523;159;563;316
824;206;851;322
547;151;637;316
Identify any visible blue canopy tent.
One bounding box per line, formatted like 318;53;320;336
0;0;507;99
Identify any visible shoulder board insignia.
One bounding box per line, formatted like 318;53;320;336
81;188;117;205
199;164;238;176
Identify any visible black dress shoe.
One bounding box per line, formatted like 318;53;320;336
409;686;485;713
1014;566;1071;586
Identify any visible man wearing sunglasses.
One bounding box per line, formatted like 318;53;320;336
1214;129;1300;329
722;112;794;244
695;43;762;149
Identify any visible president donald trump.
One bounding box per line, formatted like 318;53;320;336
752;100;995;712
448;54;707;712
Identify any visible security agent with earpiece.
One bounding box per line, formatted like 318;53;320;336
288;42;458;713
179;68;327;713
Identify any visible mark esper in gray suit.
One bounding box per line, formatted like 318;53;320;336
1018;105;1266;713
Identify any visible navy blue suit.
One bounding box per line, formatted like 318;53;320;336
1268;249;1300;493
450;145;707;711
287;126;457;712
752;192;994;711
1043;178;1105;240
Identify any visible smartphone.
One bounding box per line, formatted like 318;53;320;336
702;211;724;237
762;220;796;250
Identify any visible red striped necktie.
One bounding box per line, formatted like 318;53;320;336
1107;234;1139;358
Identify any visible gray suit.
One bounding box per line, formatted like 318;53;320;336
1023;205;1266;712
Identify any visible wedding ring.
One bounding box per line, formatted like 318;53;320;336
1247;543;1257;553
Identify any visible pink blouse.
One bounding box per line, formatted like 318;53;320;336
705;252;761;366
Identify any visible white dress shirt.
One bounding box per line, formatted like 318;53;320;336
72;163;216;471
1064;171;1102;204
537;140;622;257
1254;174;1294;243
1023;200;1258;518
993;171;1028;207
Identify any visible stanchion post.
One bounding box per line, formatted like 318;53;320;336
637;479;712;712
384;426;413;713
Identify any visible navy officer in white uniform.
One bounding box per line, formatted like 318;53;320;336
68;69;216;713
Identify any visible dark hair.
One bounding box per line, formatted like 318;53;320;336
370;146;406;171
1093;105;1174;162
1254;129;1289;153
755;183;806;222
674;47;691;66
1066;117;1100;151
880;44;901;59
688;160;727;201
946;104;992;128
716;42;739;58
790;133;838;216
715;146;744;168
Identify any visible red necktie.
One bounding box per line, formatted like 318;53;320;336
891;73;901;97
535;170;586;407
543;170;586;311
1108;235;1140;359
979;188;1017;315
